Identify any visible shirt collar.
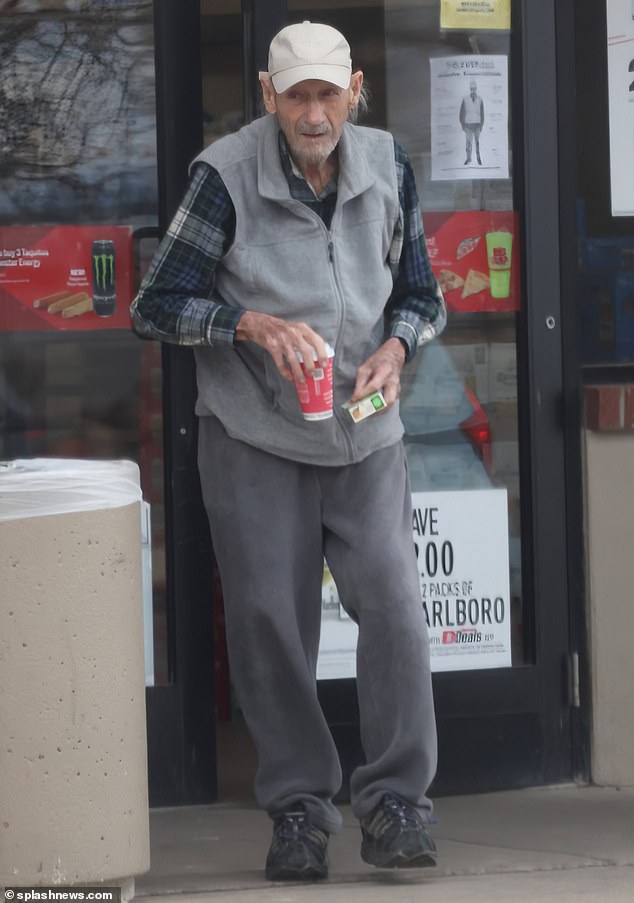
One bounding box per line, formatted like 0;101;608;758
257;114;375;203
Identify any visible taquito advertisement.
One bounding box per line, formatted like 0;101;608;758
424;210;520;313
0;225;133;332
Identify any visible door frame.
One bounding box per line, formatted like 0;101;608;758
146;0;216;807
555;0;591;782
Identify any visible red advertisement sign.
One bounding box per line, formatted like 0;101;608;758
0;225;134;332
424;211;520;312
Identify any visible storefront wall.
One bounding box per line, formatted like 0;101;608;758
574;0;634;789
583;423;634;787
1;0;591;805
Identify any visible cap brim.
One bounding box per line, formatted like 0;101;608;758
264;64;352;94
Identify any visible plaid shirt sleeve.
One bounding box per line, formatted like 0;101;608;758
130;163;241;345
386;140;447;361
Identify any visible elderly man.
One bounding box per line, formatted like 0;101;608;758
132;20;445;883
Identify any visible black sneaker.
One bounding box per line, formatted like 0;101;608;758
360;793;437;869
265;809;329;882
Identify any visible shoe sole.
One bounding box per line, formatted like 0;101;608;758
265;864;328;882
361;844;437;870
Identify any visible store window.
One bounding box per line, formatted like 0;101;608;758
0;0;167;684
576;0;634;368
284;0;526;674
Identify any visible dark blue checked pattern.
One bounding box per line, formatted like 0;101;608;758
131;130;445;361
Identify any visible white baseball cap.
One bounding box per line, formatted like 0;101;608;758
259;21;352;94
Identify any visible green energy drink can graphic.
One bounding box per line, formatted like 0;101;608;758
91;239;116;316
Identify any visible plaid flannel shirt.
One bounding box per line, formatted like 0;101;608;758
131;131;446;361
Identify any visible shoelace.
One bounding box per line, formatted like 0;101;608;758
275;812;308;840
274;811;328;846
367;794;422;836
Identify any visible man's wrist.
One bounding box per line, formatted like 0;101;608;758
394;337;409;360
387;328;415;362
384;335;407;365
235;309;257;342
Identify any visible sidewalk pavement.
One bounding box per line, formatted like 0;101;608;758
136;784;634;903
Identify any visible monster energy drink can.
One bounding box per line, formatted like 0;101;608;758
91;239;116;316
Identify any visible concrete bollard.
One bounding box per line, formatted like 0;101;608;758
0;460;150;897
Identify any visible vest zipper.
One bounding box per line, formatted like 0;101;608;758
293;203;355;461
325;232;355;462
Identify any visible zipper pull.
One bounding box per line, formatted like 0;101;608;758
328;241;334;263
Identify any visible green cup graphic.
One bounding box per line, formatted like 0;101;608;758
486;230;513;299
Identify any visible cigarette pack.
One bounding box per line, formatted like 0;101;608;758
343;391;386;423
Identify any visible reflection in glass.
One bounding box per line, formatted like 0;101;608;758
201;0;244;144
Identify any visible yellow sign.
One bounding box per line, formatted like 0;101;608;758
441;0;511;31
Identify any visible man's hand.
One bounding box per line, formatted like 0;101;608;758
351;337;406;409
236;310;329;384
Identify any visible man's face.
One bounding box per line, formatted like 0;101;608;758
470;83;477;98
261;73;363;169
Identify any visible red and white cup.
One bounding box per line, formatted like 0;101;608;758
294;344;335;421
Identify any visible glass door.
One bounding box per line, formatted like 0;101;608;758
281;0;574;793
146;0;575;803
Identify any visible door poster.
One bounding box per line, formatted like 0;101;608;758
440;0;511;31
606;0;634;216
430;55;509;181
424;210;520;313
317;489;512;679
411;489;511;671
0;225;133;332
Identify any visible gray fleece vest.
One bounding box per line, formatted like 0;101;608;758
191;113;404;466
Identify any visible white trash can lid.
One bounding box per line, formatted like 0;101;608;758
0;458;142;521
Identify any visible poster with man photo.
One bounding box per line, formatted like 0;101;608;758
430;55;509;181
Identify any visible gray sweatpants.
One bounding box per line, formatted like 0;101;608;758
198;415;437;834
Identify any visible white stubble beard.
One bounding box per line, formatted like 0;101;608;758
289;125;338;169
